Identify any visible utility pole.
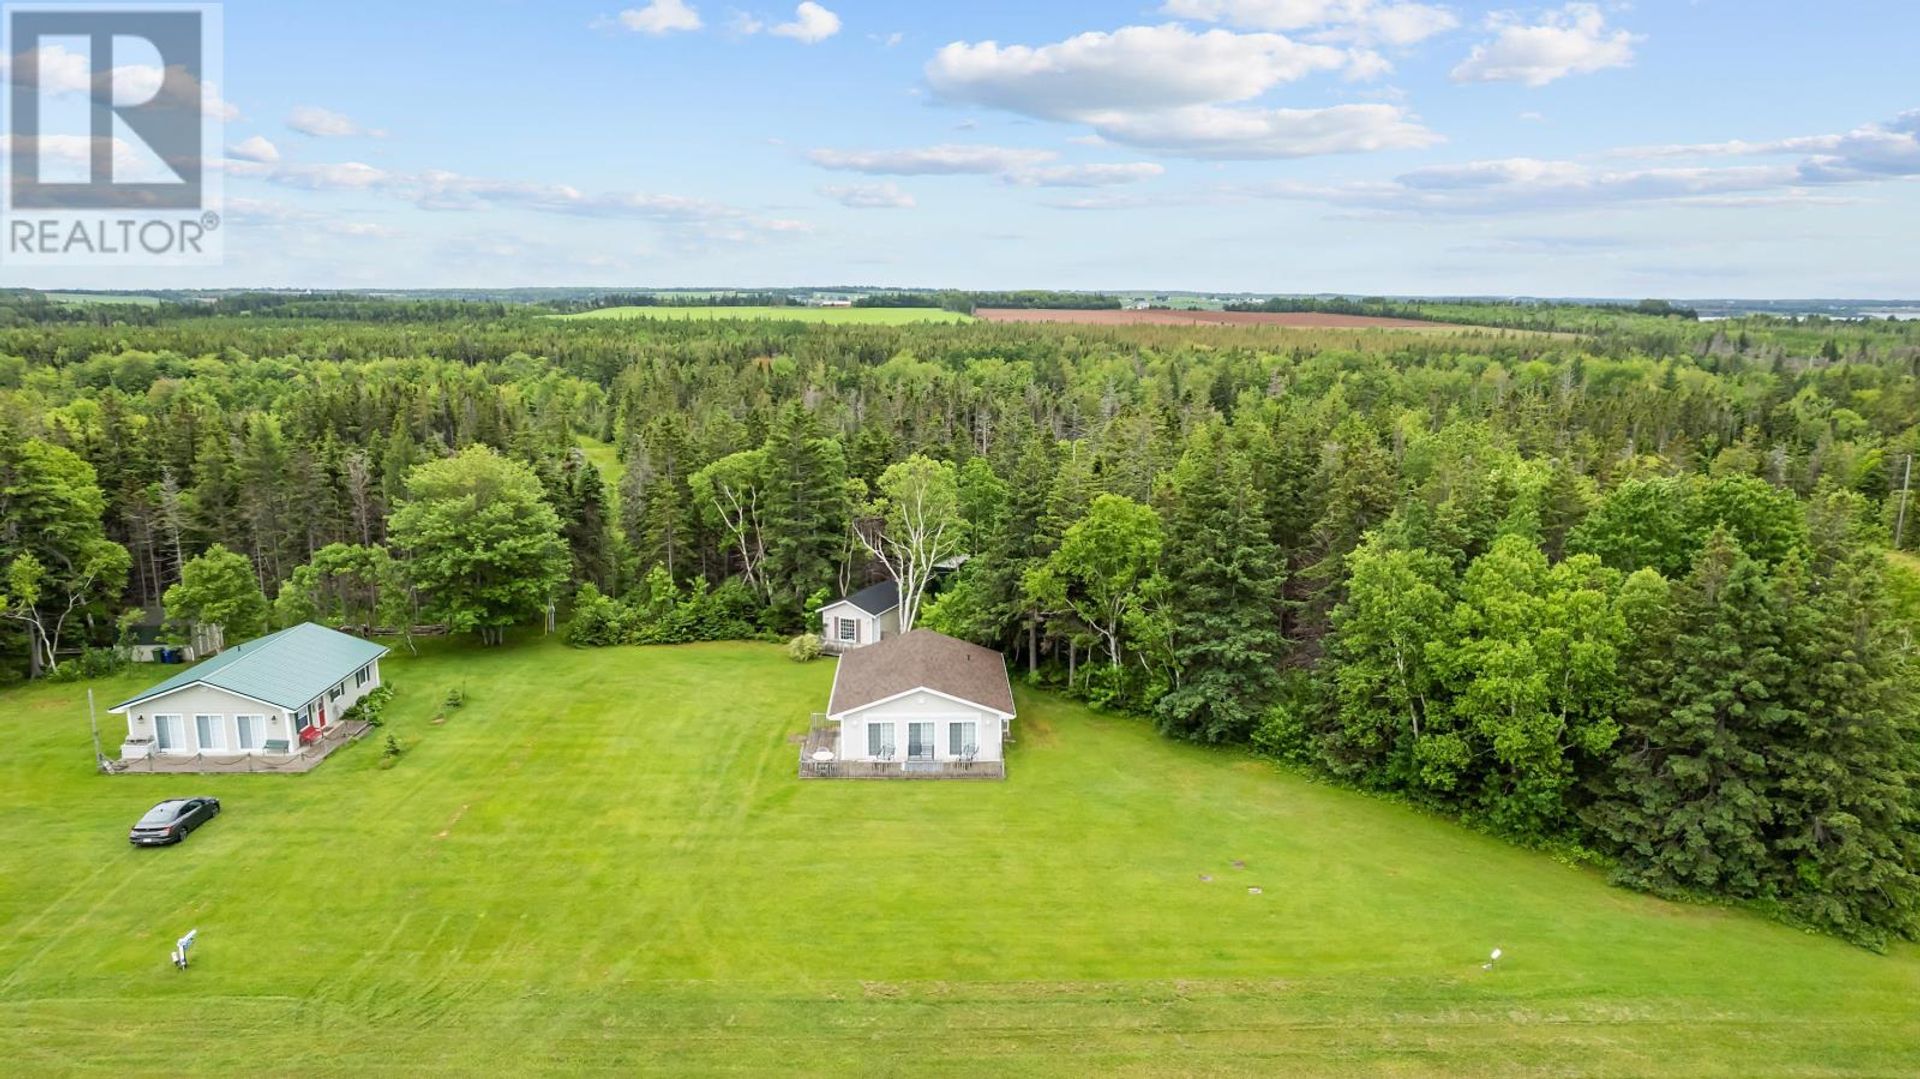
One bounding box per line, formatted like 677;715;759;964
87;688;105;771
1896;453;1914;551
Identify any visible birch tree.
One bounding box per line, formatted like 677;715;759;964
855;454;962;631
691;449;771;599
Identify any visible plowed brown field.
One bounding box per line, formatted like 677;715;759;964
975;307;1460;329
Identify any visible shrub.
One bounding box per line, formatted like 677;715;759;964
565;582;629;646
342;684;395;727
45;647;124;683
1250;670;1323;765
786;634;822;662
444;687;465;709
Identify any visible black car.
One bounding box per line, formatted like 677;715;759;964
129;797;221;846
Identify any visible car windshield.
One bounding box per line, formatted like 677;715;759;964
137;802;184;825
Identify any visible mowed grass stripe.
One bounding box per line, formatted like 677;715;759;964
0;638;1916;1075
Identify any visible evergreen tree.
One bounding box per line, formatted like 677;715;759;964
1153;423;1286;743
760;404;850;612
1587;530;1787;899
1766;494;1920;945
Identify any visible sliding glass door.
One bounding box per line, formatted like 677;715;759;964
907;722;935;761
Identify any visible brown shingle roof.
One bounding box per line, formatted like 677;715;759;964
827;629;1015;717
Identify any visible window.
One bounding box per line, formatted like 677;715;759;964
236;715;264;750
355;665;370;688
194;714;225;751
328;682;343;701
154;714;182;751
866;721;895;758
294;710;311;733
837;618;857;642
949;721;977;757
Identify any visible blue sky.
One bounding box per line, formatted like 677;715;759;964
14;1;1920;297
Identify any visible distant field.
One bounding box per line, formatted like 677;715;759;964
42;292;163;307
975;307;1464;330
4;638;1919;1075
554;305;970;325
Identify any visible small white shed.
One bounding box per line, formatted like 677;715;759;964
816;579;900;652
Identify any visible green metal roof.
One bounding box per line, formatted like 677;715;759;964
111;623;389;712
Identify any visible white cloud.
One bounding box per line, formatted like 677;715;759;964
226;135;281;164
1005;162;1166;187
820;182;915;208
807;143;1058;175
928;24;1357;118
7;133;187;183
287;105;384;138
241;159;391;190
1237;111;1920;215
1163;1;1459;47
2;43;238;120
1092;102;1439;158
1451;3;1638;87
331;221;401;239
924;23;1433;159
227;157;809;244
1616;111;1920;183
617;0;703;35
771;2;840;43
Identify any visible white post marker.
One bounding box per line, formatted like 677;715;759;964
173;928;198;971
1482;946;1502;972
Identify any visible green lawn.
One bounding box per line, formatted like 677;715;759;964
2;638;1917;1075
551;305;970;325
41;292;163;306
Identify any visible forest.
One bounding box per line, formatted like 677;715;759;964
2;299;1918;947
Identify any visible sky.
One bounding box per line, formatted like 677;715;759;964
9;0;1920;297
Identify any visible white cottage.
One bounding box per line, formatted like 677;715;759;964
109;622;388;761
818;629;1015;778
816;580;900;653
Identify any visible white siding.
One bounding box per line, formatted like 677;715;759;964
819;602;902;649
116;657;383;759
837;689;1007;764
121;684;295;757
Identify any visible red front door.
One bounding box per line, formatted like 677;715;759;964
316;703;326;727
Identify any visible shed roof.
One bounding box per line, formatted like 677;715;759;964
826;579;899;616
110;623;388;712
827;629;1015;718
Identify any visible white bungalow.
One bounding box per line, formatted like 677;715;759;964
109;622;388;761
816;580;900;653
808;629;1015;779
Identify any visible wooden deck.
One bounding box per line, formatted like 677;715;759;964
107;720;372;774
798;724;1005;780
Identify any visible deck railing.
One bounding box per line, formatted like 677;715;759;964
798;718;1005;780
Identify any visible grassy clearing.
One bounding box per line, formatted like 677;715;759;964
551;305;971;325
2;638;1917;1075
572;435;624;488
